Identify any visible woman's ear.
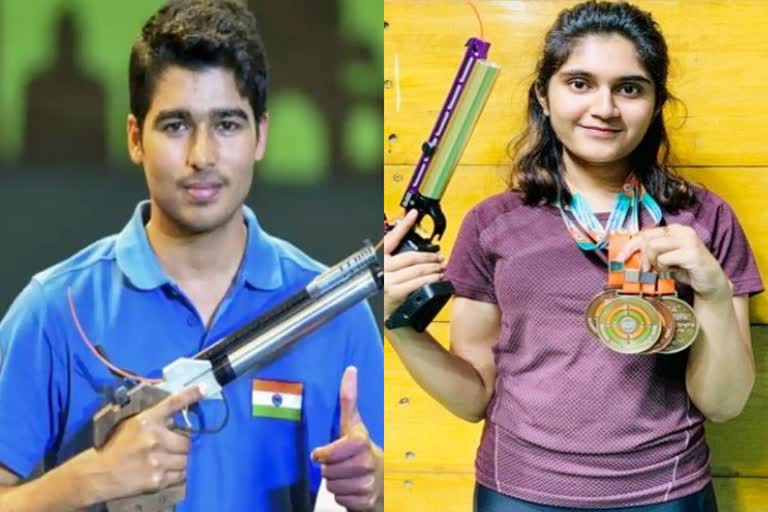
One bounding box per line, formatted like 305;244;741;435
535;82;550;117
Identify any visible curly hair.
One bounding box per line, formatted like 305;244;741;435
510;1;696;211
129;0;268;131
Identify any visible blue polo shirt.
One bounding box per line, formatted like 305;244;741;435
0;202;383;511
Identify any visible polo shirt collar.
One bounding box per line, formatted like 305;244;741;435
115;201;283;291
240;205;283;290
115;202;169;290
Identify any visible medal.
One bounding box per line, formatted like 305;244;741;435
585;289;616;335
645;297;676;353
658;296;699;354
560;175;699;356
596;296;662;354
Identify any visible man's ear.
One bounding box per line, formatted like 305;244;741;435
535;82;550;117
127;114;144;165
253;112;269;162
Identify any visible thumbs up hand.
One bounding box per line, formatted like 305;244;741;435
311;367;383;511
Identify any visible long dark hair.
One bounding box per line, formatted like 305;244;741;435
510;1;696;210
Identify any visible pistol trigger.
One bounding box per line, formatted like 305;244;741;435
181;407;192;430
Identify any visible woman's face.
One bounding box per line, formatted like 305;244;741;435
537;34;657;167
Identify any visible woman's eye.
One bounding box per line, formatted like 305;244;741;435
619;84;641;96
568;79;589;91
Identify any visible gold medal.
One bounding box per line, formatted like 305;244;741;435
596;296;662;354
585;290;616;335
658;296;699;354
644;297;676;354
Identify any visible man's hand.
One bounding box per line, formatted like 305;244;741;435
89;384;205;503
312;367;382;511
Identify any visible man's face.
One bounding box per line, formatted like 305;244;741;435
128;65;268;235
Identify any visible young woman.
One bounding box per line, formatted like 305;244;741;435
384;2;762;511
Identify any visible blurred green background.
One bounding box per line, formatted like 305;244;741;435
0;0;383;321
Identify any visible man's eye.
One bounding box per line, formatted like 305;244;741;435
218;120;242;132
162;121;186;133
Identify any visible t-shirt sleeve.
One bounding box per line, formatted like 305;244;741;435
0;279;64;478
706;198;763;297
335;302;383;448
444;207;497;303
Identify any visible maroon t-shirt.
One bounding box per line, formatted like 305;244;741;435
445;187;763;508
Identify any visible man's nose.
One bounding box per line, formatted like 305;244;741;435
188;127;218;171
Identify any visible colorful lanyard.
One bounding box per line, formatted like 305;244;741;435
558;174;672;294
557;174;663;251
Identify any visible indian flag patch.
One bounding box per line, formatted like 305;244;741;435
252;379;303;421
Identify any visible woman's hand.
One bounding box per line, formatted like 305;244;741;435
383;210;447;320
616;225;731;302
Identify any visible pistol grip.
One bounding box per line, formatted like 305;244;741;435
93;385;171;448
386;219;453;331
385;280;454;332
93;385;186;511
105;484;185;512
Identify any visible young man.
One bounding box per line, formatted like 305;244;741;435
0;1;383;511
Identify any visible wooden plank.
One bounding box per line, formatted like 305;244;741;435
384;472;475;512
384;471;476;512
385;325;768;476
383;471;768;511
712;477;768;512
708;329;768;478
385;323;479;473
385;165;768;323
384;0;768;167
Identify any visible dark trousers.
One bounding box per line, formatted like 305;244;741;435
474;482;718;512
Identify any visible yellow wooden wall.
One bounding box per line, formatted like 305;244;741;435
384;1;768;510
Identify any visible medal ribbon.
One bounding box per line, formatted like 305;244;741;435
558;174;673;295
